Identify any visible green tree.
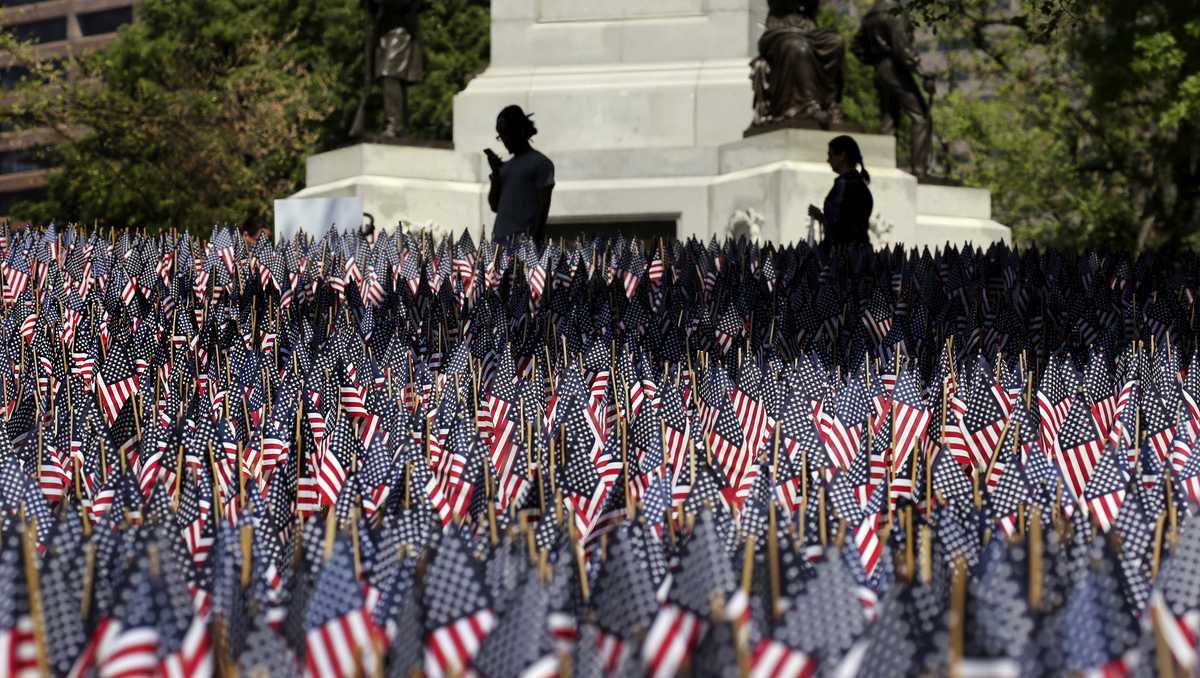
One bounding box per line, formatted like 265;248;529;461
0;0;490;230
406;0;491;141
820;1;882;131
906;0;1200;250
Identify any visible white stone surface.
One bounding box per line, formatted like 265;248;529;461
453;60;754;154
914;215;1011;251
274;197;363;241
296;131;1010;250
293;0;1011;251
917;183;991;220
455;0;759;153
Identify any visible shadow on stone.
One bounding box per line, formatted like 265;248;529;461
745;118;866;138
334;135;454;151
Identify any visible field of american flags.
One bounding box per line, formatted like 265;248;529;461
1;222;1200;676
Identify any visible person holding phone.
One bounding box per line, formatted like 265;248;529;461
486;105;555;243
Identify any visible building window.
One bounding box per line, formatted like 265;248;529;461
0;188;45;215
0;65;30;90
937;35;972;52
6;17;67;44
0;146;58;174
78;6;133;37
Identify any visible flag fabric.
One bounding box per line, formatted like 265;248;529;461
890;365;931;473
303;538;377;678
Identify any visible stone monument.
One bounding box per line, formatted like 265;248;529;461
292;0;1009;250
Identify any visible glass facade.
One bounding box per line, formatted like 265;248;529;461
0;2;135;214
0;65;30;89
0;146;58;175
7;16;67;44
0;188;45;215
79;6;133;37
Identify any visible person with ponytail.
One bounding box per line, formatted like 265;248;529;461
808;135;874;247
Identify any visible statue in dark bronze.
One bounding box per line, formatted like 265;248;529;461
749;0;847;132
853;0;934;177
349;0;427;140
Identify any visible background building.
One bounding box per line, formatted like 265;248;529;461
0;0;134;217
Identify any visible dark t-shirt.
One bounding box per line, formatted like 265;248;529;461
492;149;555;239
822;170;873;247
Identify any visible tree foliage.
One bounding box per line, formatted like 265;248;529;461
0;0;489;231
913;0;1200;250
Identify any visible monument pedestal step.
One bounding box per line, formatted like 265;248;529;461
293;129;1009;251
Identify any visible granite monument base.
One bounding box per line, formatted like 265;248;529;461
292;128;1009;251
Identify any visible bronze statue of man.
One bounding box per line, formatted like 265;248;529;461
750;0;847;131
349;0;426;139
853;0;934;177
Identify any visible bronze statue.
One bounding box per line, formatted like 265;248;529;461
853;0;934;177
349;0;426;140
749;0;847;131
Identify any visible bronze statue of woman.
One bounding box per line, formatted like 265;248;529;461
750;0;847;130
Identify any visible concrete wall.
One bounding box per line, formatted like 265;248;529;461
453;0;763;154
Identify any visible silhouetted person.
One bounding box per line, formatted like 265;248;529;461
361;212;377;243
486;105;555;242
808;135;873;247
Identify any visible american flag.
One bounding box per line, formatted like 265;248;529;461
643;511;736;678
889;366;931;473
560;403;621;540
96;341;140;426
714;304;744;355
1036;355;1075;458
861;289;893;346
1140;383;1177;464
1056;393;1105;501
303;538;378;678
955;362;1011;472
2;247;31;305
1083;448;1128;533
482;349;525;509
421;531;496;678
818;378;870;471
208;227;237;277
95;558;161;678
316;413;358;508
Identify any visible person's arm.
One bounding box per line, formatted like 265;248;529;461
485;149;504;213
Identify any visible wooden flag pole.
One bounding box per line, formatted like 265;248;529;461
240;524;254;588
818;486;828;547
1028;505;1042;611
350;508;363;581
620;403;632;519
323;506;337;562
767;501;781;619
20;516;50;677
948;556;967;675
